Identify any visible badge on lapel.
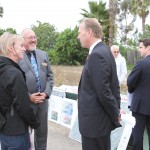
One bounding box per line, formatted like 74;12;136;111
42;62;47;67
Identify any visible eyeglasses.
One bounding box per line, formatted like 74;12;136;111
24;36;37;40
113;51;119;54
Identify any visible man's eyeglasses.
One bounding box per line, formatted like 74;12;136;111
24;36;37;40
113;51;119;54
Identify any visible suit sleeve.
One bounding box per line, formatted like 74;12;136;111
44;53;54;98
127;61;142;93
88;53;120;124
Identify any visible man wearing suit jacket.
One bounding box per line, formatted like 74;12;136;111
19;28;54;150
77;18;121;150
127;39;150;150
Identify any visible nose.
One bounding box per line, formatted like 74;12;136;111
23;46;26;52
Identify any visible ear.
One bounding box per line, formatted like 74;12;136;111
88;29;93;37
7;46;14;52
88;29;92;34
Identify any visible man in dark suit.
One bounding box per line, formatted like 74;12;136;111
77;18;121;150
19;28;54;150
127;38;150;150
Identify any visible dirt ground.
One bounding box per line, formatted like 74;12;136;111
51;65;83;87
51;65;127;93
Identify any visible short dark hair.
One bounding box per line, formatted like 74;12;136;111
139;38;150;47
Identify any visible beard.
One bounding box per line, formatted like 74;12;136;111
29;45;36;51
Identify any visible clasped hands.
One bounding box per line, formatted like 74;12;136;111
30;92;47;104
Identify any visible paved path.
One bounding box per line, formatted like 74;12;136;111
47;121;82;150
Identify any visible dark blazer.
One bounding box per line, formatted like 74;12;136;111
78;42;121;138
127;55;150;115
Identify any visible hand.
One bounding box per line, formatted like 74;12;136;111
118;114;121;123
30;93;45;104
120;109;126;114
118;109;126;122
39;92;47;99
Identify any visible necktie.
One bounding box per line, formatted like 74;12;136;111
30;52;41;92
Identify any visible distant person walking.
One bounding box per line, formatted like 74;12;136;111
0;32;39;150
19;28;54;150
111;45;127;85
77;18;121;150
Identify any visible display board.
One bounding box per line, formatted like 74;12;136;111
48;95;77;128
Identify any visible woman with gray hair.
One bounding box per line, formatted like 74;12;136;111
0;32;39;150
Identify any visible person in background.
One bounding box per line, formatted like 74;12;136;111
0;32;39;150
77;18;121;150
111;45;127;85
127;38;150;150
19;28;54;150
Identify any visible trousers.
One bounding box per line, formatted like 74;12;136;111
0;131;30;150
81;133;111;150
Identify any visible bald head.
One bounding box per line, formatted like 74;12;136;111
21;28;35;38
20;28;37;51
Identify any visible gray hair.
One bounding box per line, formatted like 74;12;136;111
111;45;120;51
0;32;23;56
20;28;33;37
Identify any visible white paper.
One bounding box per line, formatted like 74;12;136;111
121;113;135;127
117;123;133;150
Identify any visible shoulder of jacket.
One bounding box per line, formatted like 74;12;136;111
7;66;21;74
36;49;47;55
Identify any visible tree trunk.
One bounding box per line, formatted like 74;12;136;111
109;0;117;46
142;15;146;35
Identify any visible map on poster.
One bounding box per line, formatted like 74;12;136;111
60;98;77;128
48;95;77;128
48;95;63;124
52;87;66;98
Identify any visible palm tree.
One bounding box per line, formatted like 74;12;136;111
109;0;118;46
130;0;150;35
80;1;109;44
116;0;137;44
